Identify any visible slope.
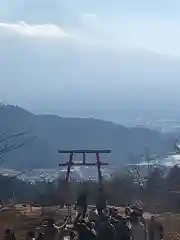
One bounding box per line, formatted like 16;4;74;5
0;105;171;169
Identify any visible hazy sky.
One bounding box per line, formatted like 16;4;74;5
1;0;180;120
1;0;180;55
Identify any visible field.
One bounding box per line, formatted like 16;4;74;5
0;205;180;240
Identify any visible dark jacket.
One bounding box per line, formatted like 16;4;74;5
76;194;87;207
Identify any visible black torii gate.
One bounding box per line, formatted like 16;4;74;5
58;149;110;190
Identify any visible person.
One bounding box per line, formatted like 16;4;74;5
69;231;76;240
125;205;131;217
130;213;147;240
25;231;35;240
96;194;107;216
41;218;59;240
109;208;130;240
110;207;123;221
76;191;87;219
36;233;44;240
116;218;131;240
96;214;116;240
138;208;146;226
75;222;97;240
148;216;164;240
88;207;99;223
87;222;96;235
0;199;3;208
3;229;16;240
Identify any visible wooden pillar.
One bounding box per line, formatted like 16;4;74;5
83;152;86;164
65;152;73;182
65;152;73;223
96;152;103;192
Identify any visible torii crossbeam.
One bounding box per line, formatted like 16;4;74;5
58;149;110;190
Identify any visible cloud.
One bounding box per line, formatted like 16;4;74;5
0;1;180;56
0;14;180;57
0;21;69;38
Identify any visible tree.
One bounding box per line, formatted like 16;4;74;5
165;165;180;212
145;166;165;212
0;132;35;166
167;165;180;192
105;173;136;206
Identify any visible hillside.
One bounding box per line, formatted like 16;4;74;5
0;105;172;169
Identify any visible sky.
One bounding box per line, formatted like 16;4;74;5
1;0;180;121
1;0;180;55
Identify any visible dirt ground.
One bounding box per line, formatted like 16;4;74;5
0;205;69;239
0;206;180;240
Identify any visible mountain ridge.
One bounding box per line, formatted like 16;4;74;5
0;105;172;169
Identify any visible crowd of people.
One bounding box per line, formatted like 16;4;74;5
3;192;164;240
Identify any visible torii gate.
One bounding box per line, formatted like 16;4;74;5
58;149;110;223
58;149;110;190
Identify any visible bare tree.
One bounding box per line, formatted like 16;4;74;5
0;132;36;166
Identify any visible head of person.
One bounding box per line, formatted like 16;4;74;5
4;228;11;235
26;231;35;239
91;221;96;229
86;221;95;230
45;218;55;226
36;232;44;240
111;208;118;217
91;206;96;213
132;205;139;212
70;231;76;240
151;215;156;221
139;208;143;217
64;216;68;222
41;220;48;227
125;206;130;212
130;211;139;224
5;228;14;237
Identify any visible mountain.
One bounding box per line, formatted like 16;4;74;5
0;105;172;169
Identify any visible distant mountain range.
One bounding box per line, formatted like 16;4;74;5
0;105;174;169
